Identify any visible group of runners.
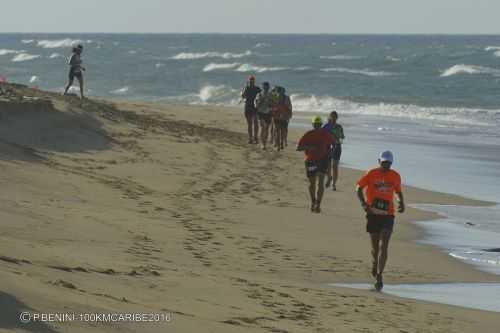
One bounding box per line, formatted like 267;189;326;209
243;78;405;291
65;46;404;292
241;76;293;151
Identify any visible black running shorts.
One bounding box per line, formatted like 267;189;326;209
366;214;395;233
305;158;329;178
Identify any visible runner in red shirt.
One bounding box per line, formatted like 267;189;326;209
297;116;335;213
356;151;405;291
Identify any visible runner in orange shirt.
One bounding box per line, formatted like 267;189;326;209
356;151;405;291
297;116;335;213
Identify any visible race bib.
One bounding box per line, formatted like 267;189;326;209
371;198;390;215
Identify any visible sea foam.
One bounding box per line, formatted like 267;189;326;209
11;53;40;62
290;94;498;126
0;49;23;56
171;50;252;60
235;63;289;73
320;55;364;60
441;64;500;77
203;63;240;72
320;67;397;77
110;86;130;95
37;39;83;48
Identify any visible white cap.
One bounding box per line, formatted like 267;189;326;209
379;150;394;163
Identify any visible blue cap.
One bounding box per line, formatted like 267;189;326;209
379;151;394;163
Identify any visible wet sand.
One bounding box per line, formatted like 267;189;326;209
0;83;499;332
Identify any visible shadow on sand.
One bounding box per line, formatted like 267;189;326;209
0;291;59;333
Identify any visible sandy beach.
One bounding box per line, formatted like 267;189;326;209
0;83;499;333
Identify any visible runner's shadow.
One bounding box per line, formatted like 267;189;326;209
0;291;59;333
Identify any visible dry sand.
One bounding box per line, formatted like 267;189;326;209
0;83;499;333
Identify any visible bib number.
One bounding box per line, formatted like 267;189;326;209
371;198;390;215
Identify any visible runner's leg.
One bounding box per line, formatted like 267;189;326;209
325;157;333;188
370;232;381;277
77;75;84;99
332;160;339;189
253;113;259;143
245;112;253;143
308;176;316;211
64;77;74;95
378;228;392;276
315;173;326;212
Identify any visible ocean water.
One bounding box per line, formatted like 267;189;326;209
0;34;499;277
332;283;500;313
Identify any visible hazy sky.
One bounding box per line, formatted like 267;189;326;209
3;0;500;34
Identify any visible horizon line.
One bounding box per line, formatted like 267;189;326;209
1;32;500;36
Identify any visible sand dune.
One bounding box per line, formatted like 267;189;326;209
0;83;499;333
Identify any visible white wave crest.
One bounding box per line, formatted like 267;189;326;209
198;85;238;103
441;64;500;77
171;50;252;60
29;76;39;83
321;67;398;77
254;43;271;48
155;63;165;68
386;56;401;62
49;53;63;59
21;39;34;44
485;46;500;52
0;49;23;56
236;63;288;73
11;53;40;62
37;39;83;48
290;94;499;126
320;55;364;60
203;63;240;72
111;86;130;95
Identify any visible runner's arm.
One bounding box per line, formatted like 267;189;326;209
396;191;405;213
356;185;371;213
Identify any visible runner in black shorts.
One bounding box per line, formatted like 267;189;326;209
241;76;261;144
323;111;345;191
305;158;329;178
255;82;273;150
356;151;405;291
297;116;335;213
64;44;86;99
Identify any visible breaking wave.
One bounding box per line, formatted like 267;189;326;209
0;49;23;56
48;53;63;59
110;86;130;95
197;85;238;103
171;50;252;60
235;63;289;73
203;63;241;72
11;53;40;62
320;55;364;60
321;67;398;77
290;94;499;126
441;64;500;77
37;39;84;48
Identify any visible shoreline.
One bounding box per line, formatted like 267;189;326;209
1;84;499;332
111;98;500;283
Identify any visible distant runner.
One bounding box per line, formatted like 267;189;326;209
272;87;292;151
323;111;345;191
255;82;273;150
356;151;405;291
241;76;262;144
64;44;86;99
297;116;335;213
